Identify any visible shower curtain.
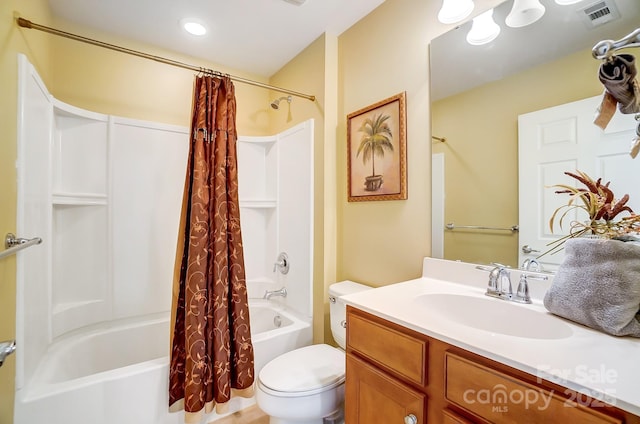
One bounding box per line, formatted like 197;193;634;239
169;75;254;422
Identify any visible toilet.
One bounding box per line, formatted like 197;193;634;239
255;281;371;424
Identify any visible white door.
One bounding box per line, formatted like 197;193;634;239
518;95;640;270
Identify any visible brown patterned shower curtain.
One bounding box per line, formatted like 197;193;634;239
169;75;255;422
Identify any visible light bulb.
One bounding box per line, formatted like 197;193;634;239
466;9;501;46
438;0;475;25
505;0;546;28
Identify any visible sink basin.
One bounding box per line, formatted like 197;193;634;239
414;293;573;339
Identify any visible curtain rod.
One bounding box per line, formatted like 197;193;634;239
16;16;316;102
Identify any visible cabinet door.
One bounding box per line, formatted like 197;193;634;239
346;354;425;424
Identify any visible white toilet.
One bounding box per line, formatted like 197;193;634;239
255;281;371;424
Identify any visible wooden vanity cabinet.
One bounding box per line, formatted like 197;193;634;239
345;308;428;423
345;306;640;424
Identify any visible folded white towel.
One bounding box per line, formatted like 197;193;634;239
543;238;640;337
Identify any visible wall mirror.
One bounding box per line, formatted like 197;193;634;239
430;0;640;269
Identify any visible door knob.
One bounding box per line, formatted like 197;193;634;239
404;414;418;424
521;245;540;254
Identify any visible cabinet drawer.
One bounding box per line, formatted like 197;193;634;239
445;353;622;424
347;309;427;386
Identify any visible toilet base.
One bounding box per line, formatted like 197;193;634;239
266;404;343;424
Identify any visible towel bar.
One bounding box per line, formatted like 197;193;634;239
0;233;42;260
445;223;519;232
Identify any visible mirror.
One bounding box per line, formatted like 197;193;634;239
430;0;640;268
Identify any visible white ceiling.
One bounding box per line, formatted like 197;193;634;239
47;0;386;77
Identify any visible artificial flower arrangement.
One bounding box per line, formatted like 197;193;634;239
544;170;640;256
543;170;640;338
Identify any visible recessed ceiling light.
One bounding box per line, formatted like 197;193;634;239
180;19;207;36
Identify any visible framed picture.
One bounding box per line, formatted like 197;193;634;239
347;92;407;202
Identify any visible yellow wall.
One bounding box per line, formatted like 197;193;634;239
270;0;505;344
0;2;53;421
335;0;491;285
50;17;271;134
268;33;340;344
432;49;603;267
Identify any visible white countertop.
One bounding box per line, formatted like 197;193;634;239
340;258;640;416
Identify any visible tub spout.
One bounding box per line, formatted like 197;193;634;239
263;287;287;300
0;340;16;367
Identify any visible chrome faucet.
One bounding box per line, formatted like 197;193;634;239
482;264;514;301
0;340;16;367
263;287;287;300
478;264;548;304
521;258;543;272
482;263;511;299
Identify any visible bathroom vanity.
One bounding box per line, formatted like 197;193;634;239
342;258;640;424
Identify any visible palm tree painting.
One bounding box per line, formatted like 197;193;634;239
347;92;407;202
356;113;393;191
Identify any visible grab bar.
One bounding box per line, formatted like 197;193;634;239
445;223;519;232
0;233;42;260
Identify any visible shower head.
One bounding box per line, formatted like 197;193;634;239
270;96;292;110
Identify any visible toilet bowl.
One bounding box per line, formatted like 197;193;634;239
255;281;371;424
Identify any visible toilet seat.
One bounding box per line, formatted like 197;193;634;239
258;344;345;397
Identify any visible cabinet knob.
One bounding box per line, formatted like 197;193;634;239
404;414;417;424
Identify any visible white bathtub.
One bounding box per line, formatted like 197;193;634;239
14;301;312;424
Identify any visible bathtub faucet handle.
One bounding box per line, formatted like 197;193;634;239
272;252;289;274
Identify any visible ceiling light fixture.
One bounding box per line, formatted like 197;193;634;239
554;0;583;4
181;19;207;36
437;0;475;24
505;0;546;28
466;9;501;45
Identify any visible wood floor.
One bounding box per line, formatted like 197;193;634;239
214;405;269;424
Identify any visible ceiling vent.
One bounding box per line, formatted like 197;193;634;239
578;0;620;28
281;0;307;5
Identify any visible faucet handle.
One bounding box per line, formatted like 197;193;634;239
497;267;512;296
488;267;501;293
514;274;531;303
476;263;508;294
513;272;548;304
272;252;289;274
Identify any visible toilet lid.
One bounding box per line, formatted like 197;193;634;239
259;344;345;393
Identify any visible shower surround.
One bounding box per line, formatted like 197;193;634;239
14;54;314;423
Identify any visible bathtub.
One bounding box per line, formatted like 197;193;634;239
14;300;312;424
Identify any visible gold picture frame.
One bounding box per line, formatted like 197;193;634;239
347;92;407;202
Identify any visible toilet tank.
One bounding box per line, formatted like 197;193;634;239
328;281;372;349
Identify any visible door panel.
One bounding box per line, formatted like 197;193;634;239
518;95;639;270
